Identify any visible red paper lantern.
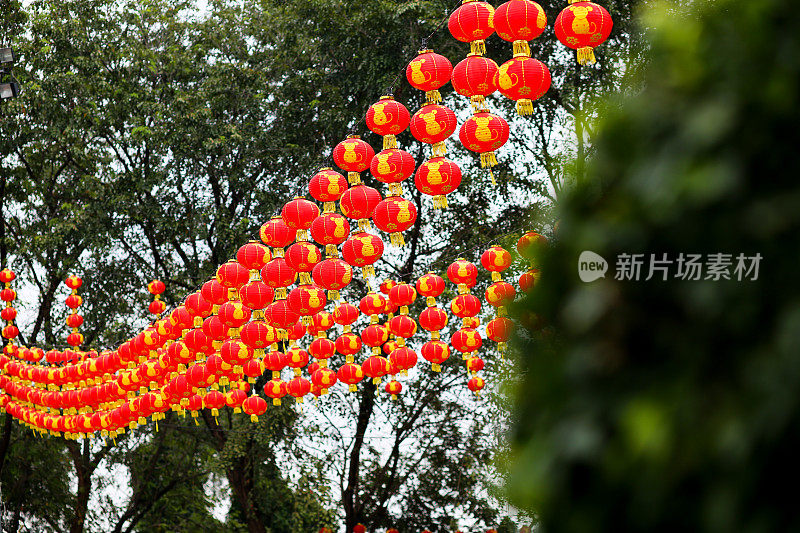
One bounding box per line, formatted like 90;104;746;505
459;112;510;178
337;363;364;392
342;232;384;279
260;216;297;251
333;136;375;184
220;339;253;365
498;56;551;115
239;281;275;310
421;340;450;371
237;241;272;271
416;272;446;300
414;157;462;209
362;355;390;384
388;283;417;308
333;302;360;326
366;96;410;150
481;245;513;279
65;275;83;290
311;367;337;393
554;1;613;65
335;332;362;359
370;149;416;189
1;307;17;322
148;300;166;315
203;315;230;341
264;378;288;405
448;0;496;55
310;212;351;252
0;269;15;284
518;268;541;292
494;0;547;55
487;316;515;343
282;197;320;232
218;301;252;328
388;315;417;339
466;355;485;373
485;281;516;308
419;307;448;332
217;260;250;290
361;324;389;351
359;292;386;316
309;311;335;336
242;395;268;421
309;337;336;361
385;379;402;400
147;280;166;295
312;258;353;301
517;231;547;261
287;376;312;402
261;258;297;291
450;294;482;318
468;376;485;395
452;54;500;108
287;285;327;319
406;49;453;104
340;184;382;229
67;332;84;347
452;328;483;354
447;259;479;287
389;346;417;373
372;196;418;247
286;346;310;374
201;279;228;306
286;241;322;275
410;103;457;156
309;168;348;208
65;294;82;309
265;300;300;333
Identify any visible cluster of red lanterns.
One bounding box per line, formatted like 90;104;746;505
65;275;84;348
1;269;19;343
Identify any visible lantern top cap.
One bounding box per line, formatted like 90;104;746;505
346;134;360;139
319;167;333;171
379;95;394;101
417;48;433;54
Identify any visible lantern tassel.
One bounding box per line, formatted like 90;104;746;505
358;218;371;231
323;201;336;213
513;40;531;57
390;232;405;247
348;172;361;185
470;95;487;112
480;151;498;169
250;414;258;423
302;315;312;326
432;141;447;157
325;244;338;257
273;398;281;406
382;135;397;150
470;39;486;56
432;363;441;372
432;195;448;209
372;377;381;385
328;289;340;301
577;46;596;65
388;183;403;196
362;265;375;279
425;89;442;104
517;99;534;116
349;384;357;392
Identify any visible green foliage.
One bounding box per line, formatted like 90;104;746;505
509;0;800;531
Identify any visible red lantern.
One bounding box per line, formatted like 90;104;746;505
518;268;541;292
264;378;288;405
517;231;547;262
388;283;416;308
218;301;252;328
217;260;250;291
406;49;453;104
148;300;166;315
309;337;336;361
337;363;364;392
340;184;382;230
366;96;411;150
372;196;418;247
265;300;300;336
201;279;228;306
447;259;478;288
260;217;297;252
312;258;353;301
287;376;311;402
1;307;17;322
466;355;485;374
361;324;389;353
359;292;386;317
421;340;450;371
286;346;310;375
494;0;548;56
419;307;448;332
333;135;375;184
239;281;275;310
0;269;15;284
370;149;416;191
286;241;322;278
311;367;337;394
237;241;272;271
309;168;348;210
554;1;613;65
497;56;551;115
487;316;515;343
241;321;277;349
310;212;351;255
309;311;335;336
242;395;268;422
335;332;362;361
65;275;83;290
389;346;417;374
414;157;462;209
282;197;320;233
220;340;253;366
67;332;84;347
485;281;516;308
342;232;384;279
410;103;457;156
362;355;390;384
448;0;496;55
459;112;510;181
450;293;482;318
287;285;327;321
388;315;417;339
452;54;500;109
333;302;360;327
385;379;402;400
481;245;513;280
147;280;166;295
261;258;297;299
65;294;82;309
416;273;446;302
452;328;483;354
468;376;485;395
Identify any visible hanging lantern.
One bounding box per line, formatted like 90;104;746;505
286;241;322;284
312;258;353;301
241;320;277;350
337;363;364;392
242;395;268;422
237;241;272;277
448;0;496;55
333;302;360;329
311;366;337;394
554;1;613;65
518;268;541;292
264;378;288;405
410;103;458;157
261;257;297;299
239;281;275;311
216;260;250;297
204;390;226;417
333;135;376;185
309;337;336;364
406;49;453;104
218;301;252;329
362;355;390;385
485;281;516;311
497;56;551;115
372;196;418;247
282;197;320;239
64;275;83;349
286;345;310;375
287;285;327;324
450;293;482;320
416;272;446;302
481;245;513;281
265;300;300;340
414;157;462;209
388;315;417;341
287;376;312;403
359;292;387;321
309;168;349;213
389;346;417;375
308;310;335;337
342;232;385;281
468;376;485;396
447;259;479;290
340;184;382;231
494;0;547;56
517;231;547;263
466;355;485;375
260;216;297;257
370;149;416;196
459;112;510;184
335;332;362;364
310;212;351;258
452;54;500;110
421;340;450;372
361;324;389;357
486;316;515;349
385;379;402;400
201;279;228;310
451;327;483;356
366;96;411;150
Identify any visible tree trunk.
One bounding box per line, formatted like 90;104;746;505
68;440;92;533
226;457;265;533
0;413;13;477
343;381;376;532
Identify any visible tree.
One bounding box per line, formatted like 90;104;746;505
509;0;800;531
